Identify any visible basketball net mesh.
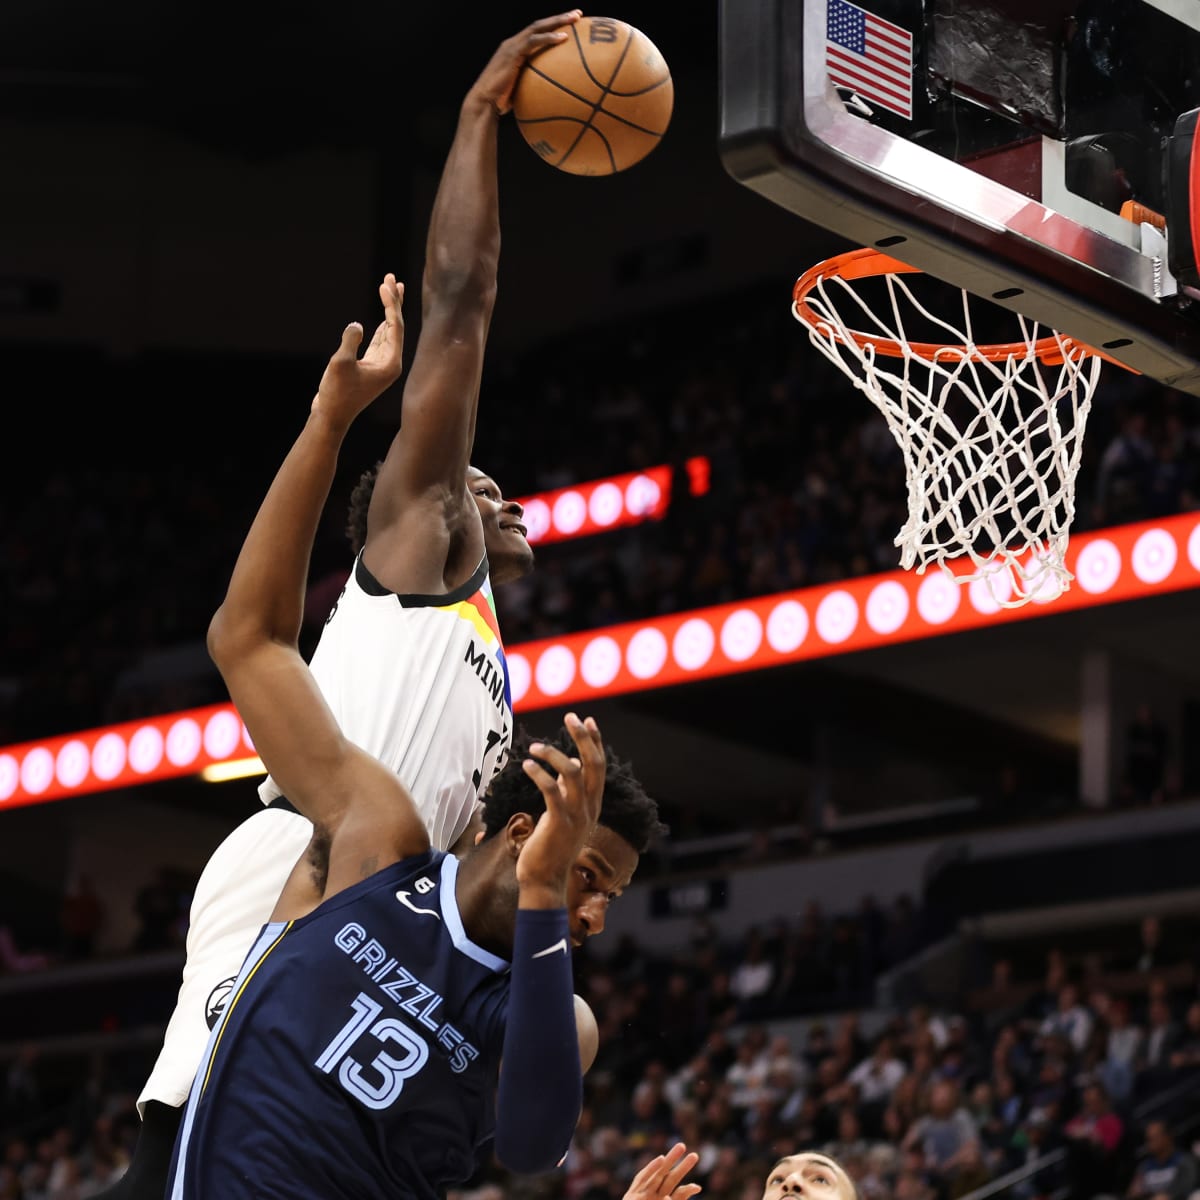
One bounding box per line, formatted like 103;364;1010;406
793;267;1105;607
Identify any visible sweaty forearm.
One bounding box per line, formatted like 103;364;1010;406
423;97;501;296
494;908;580;1174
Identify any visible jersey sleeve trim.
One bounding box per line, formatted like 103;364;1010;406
355;552;490;608
438;854;510;974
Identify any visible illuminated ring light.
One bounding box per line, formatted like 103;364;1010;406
204;710;244;759
535;645;577;697
916;572;960;625
720;609;763;662
766;600;809;653
1188;521;1200;572
815;590;858;644
673;619;715;672
0;754;20;802
581;636;622;688
625;475;662;517
865;580;909;634
1131;528;1177;584
626;627;668;680
21;747;54;795
1075;539;1121;595
588;482;624;528
56;740;90;789
969;568;1013;614
522;498;552;543
92;732;127;781
552;491;587;536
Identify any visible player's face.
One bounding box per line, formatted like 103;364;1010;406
762;1155;853;1200
469;468;534;585
563;826;639;948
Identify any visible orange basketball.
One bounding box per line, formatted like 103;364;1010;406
512;16;673;176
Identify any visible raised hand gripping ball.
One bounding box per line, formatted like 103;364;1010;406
512;15;673;175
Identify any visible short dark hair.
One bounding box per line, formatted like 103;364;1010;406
346;463;381;557
482;726;666;854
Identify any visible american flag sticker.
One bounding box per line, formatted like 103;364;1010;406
825;0;913;120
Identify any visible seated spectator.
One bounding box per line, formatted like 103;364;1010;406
1106;997;1145;1074
1008;1110;1067;1200
1140;998;1183;1091
729;930;776;1019
1063;1082;1125;1199
822;1107;873;1165
848;1035;906;1113
1167;1001;1200;1073
902;1080;980;1185
1039;983;1093;1054
1127;1120;1197;1200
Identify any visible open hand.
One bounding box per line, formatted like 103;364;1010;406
312;274;405;427
624;1144;702;1200
468;11;582;116
517;713;605;902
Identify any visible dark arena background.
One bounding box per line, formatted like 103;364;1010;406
4;2;1200;1198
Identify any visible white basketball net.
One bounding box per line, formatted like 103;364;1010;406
793;266;1105;607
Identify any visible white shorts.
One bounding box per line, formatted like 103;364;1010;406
137;807;313;1112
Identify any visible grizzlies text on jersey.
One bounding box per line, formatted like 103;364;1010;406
169;852;510;1200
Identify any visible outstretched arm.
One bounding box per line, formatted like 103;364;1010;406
494;714;604;1174
208;279;429;884
361;12;580;592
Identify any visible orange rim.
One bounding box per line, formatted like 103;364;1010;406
792;247;1109;366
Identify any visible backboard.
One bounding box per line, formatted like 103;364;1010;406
719;0;1200;395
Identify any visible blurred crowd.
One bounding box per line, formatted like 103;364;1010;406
4;288;1200;749
4;907;1199;1200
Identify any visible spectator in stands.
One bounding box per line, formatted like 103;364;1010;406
902;1080;980;1186
1122;914;1175;976
1127;1120;1197;1200
1063;1082;1125;1199
1167;1001;1200;1073
1039;982;1094;1054
1106;997;1145;1075
729;930;776;1020
1008;1110;1067;1200
1141;997;1183;1089
848;1035;906;1114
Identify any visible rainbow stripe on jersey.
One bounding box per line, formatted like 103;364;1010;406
440;578;511;710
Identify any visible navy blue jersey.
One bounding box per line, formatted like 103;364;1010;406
169;850;511;1200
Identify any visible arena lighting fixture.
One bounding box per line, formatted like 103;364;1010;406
2;510;1200;811
199;756;266;783
516;457;710;546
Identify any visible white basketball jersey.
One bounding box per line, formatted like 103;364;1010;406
258;554;513;851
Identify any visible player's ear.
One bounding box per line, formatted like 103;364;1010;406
504;811;536;858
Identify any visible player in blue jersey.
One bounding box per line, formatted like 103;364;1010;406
107;14;587;1200
167;282;664;1198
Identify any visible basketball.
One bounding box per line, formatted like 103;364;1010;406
512;15;673;176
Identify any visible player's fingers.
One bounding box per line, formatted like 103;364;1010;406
529;10;581;34
671;1185;703;1200
521;756;561;803
629;1155;666;1191
527;30;570;52
565;713;605;779
661;1151;700;1193
336;322;364;359
527;741;582;782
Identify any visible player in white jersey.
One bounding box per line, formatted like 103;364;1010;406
99;15;581;1200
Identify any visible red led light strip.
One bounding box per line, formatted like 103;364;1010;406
517;457;710;546
2;511;1198;810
